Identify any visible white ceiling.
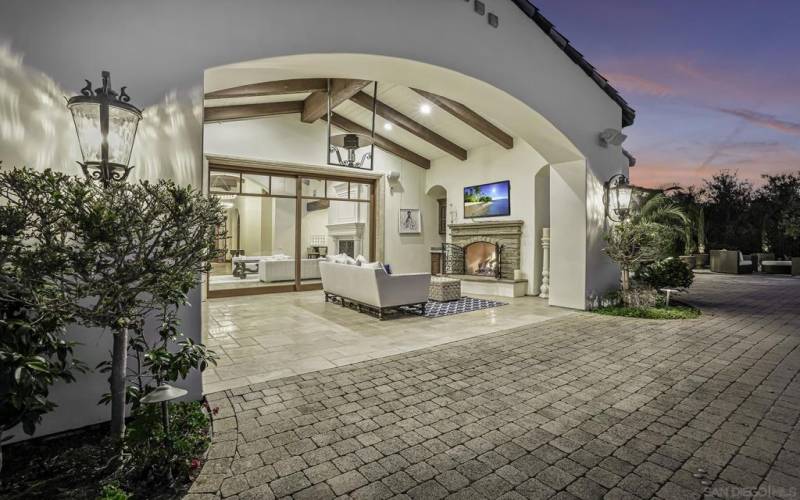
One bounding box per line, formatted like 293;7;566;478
204;81;515;162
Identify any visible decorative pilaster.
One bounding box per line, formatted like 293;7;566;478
540;227;550;299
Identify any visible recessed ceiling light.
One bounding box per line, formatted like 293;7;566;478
383;122;393;131
420;103;432;115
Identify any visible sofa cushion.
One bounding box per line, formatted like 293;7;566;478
362;261;384;270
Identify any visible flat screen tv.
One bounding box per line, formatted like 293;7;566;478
464;180;510;218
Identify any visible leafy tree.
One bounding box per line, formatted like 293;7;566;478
62;173;224;440
638;258;694;290
0;166;88;474
0;167;224;443
603;221;672;291
702;171;758;251
754;172;800;257
630;191;690;257
668;186;706;254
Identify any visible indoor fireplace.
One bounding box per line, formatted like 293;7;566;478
441;241;503;279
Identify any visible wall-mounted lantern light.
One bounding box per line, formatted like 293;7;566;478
68;71;142;186
604;173;634;222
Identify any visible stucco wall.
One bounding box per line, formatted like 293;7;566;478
0;54;205;442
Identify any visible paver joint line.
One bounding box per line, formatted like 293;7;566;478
193;274;800;499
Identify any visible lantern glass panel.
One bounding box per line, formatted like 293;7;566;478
69;102;102;164
616;184;633;214
107;105;141;166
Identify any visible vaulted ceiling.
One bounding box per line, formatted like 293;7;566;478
203;78;515;169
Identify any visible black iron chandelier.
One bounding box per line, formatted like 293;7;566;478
68;71;142;186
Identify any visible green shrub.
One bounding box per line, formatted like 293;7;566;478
98;483;130;500
638;258;694;290
125;401;210;483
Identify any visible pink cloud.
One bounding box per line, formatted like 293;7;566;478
603;72;675;97
716;108;800;136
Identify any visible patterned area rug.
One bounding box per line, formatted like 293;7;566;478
422;296;508;318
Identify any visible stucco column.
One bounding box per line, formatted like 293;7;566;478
549;160;588;309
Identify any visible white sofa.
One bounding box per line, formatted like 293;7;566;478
259;258;321;283
319;261;430;319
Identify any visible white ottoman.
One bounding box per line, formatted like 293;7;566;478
429;276;461;302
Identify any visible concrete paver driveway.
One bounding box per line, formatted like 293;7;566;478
189;273;800;499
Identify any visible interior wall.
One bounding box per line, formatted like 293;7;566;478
203;115;436;274
272;197;296;256
533;166;551;295
0;55;205;443
426;141;548;295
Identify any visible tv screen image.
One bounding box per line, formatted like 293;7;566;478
463;180;510;218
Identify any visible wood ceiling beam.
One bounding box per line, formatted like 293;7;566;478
327;113;430;169
350;91;468;161
204;78;328;100
412;89;514;149
302;79;371;123
203;101;304;122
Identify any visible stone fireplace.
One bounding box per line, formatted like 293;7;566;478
448;220;523;280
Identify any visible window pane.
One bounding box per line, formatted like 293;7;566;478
242;173;270;195
302;178;325;198
271;176;296;196
351;182;371;201
209;195;297;292
327;180;349;199
210;170;240;195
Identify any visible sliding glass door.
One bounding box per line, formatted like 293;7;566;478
207;165;376;297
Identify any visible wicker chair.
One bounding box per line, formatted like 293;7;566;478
710;250;753;274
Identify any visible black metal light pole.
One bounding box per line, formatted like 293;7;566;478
67;71;142;187
604;173;634;222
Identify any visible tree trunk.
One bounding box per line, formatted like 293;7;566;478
110;327;129;440
621;269;630;291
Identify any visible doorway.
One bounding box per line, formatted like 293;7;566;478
207;164;376;298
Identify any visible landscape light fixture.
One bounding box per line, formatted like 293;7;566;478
604;173;634;222
68;71;142;186
140;384;188;482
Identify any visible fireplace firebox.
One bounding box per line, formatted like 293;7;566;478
442;241;503;279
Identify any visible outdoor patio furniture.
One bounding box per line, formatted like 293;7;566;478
710;250;753;274
429;276;461;302
761;260;792;274
751;252;775;272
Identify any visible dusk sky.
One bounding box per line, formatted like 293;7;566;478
534;0;800;188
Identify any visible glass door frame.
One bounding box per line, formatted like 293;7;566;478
207;163;378;298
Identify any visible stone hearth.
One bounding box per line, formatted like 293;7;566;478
449;220;523;280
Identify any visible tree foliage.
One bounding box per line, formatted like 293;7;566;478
603;221;672;291
0;166;224;444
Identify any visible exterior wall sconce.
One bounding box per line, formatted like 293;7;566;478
604;173;634;222
68;71;142;186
